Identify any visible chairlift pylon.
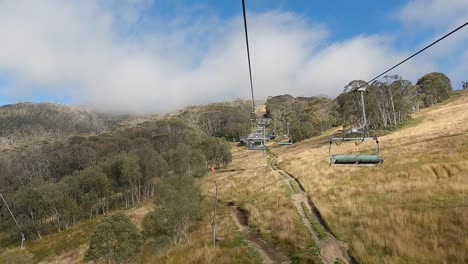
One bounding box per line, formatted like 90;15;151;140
329;87;383;166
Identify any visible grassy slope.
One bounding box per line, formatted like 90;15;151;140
273;91;468;263
198;147;320;263
2;187;261;264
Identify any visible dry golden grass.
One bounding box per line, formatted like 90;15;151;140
273;91;468;263
146;144;320;263
198;146;318;261
140;202;262;264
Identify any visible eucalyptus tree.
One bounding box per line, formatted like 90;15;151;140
416;72;452;107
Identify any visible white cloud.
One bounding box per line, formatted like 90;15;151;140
398;0;468;29
397;0;468;87
0;0;466;113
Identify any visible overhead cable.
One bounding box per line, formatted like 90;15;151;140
312;21;468;113
241;0;256;112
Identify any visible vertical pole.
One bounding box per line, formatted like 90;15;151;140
263;124;266;157
360;91;367;130
21;233;25;250
212;182;218;247
287;122;290;136
1;193;24;249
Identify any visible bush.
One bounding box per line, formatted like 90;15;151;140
84;212;142;263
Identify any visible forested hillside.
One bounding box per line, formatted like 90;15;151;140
174;99;253;141
0;114;231;262
0;103;106;137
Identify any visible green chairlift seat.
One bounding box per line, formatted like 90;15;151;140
247;144;266;150
278;135;293;145
328;128;383;167
330;154;383;166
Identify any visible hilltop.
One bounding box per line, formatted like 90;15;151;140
0;102;105;136
0;103;107;151
0;102;167;152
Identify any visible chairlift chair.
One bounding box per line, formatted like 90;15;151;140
268;130;278;140
278;135;293;145
328;87;383;166
246;132;267;150
246;121;267;152
278;122;293;145
257;118;271;126
329;128;383;166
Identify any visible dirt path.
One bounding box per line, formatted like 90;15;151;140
269;153;353;264
230;206;290;264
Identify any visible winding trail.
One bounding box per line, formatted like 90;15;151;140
268;152;353;264
230;206;290;264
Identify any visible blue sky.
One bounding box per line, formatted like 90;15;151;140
0;0;467;112
151;0;408;39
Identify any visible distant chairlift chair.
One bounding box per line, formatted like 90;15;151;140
247;122;267;151
278;122;293;145
328;87;383;166
247;134;267;150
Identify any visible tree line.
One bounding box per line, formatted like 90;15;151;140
0;118;231;245
176;99;252;141
82;174;201;263
266;72;452;140
0;102;106;138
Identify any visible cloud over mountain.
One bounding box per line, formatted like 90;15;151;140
0;0;466;113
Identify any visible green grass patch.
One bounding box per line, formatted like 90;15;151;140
26;217;100;262
301;202;327;240
445;91;463;101
232;245;262;264
376;115;425;136
306;240;319;256
283;182;292;198
220;236;245;249
398;115;425;129
290;180;301;193
0;232;18;250
334;258;345;264
291;240;321;263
